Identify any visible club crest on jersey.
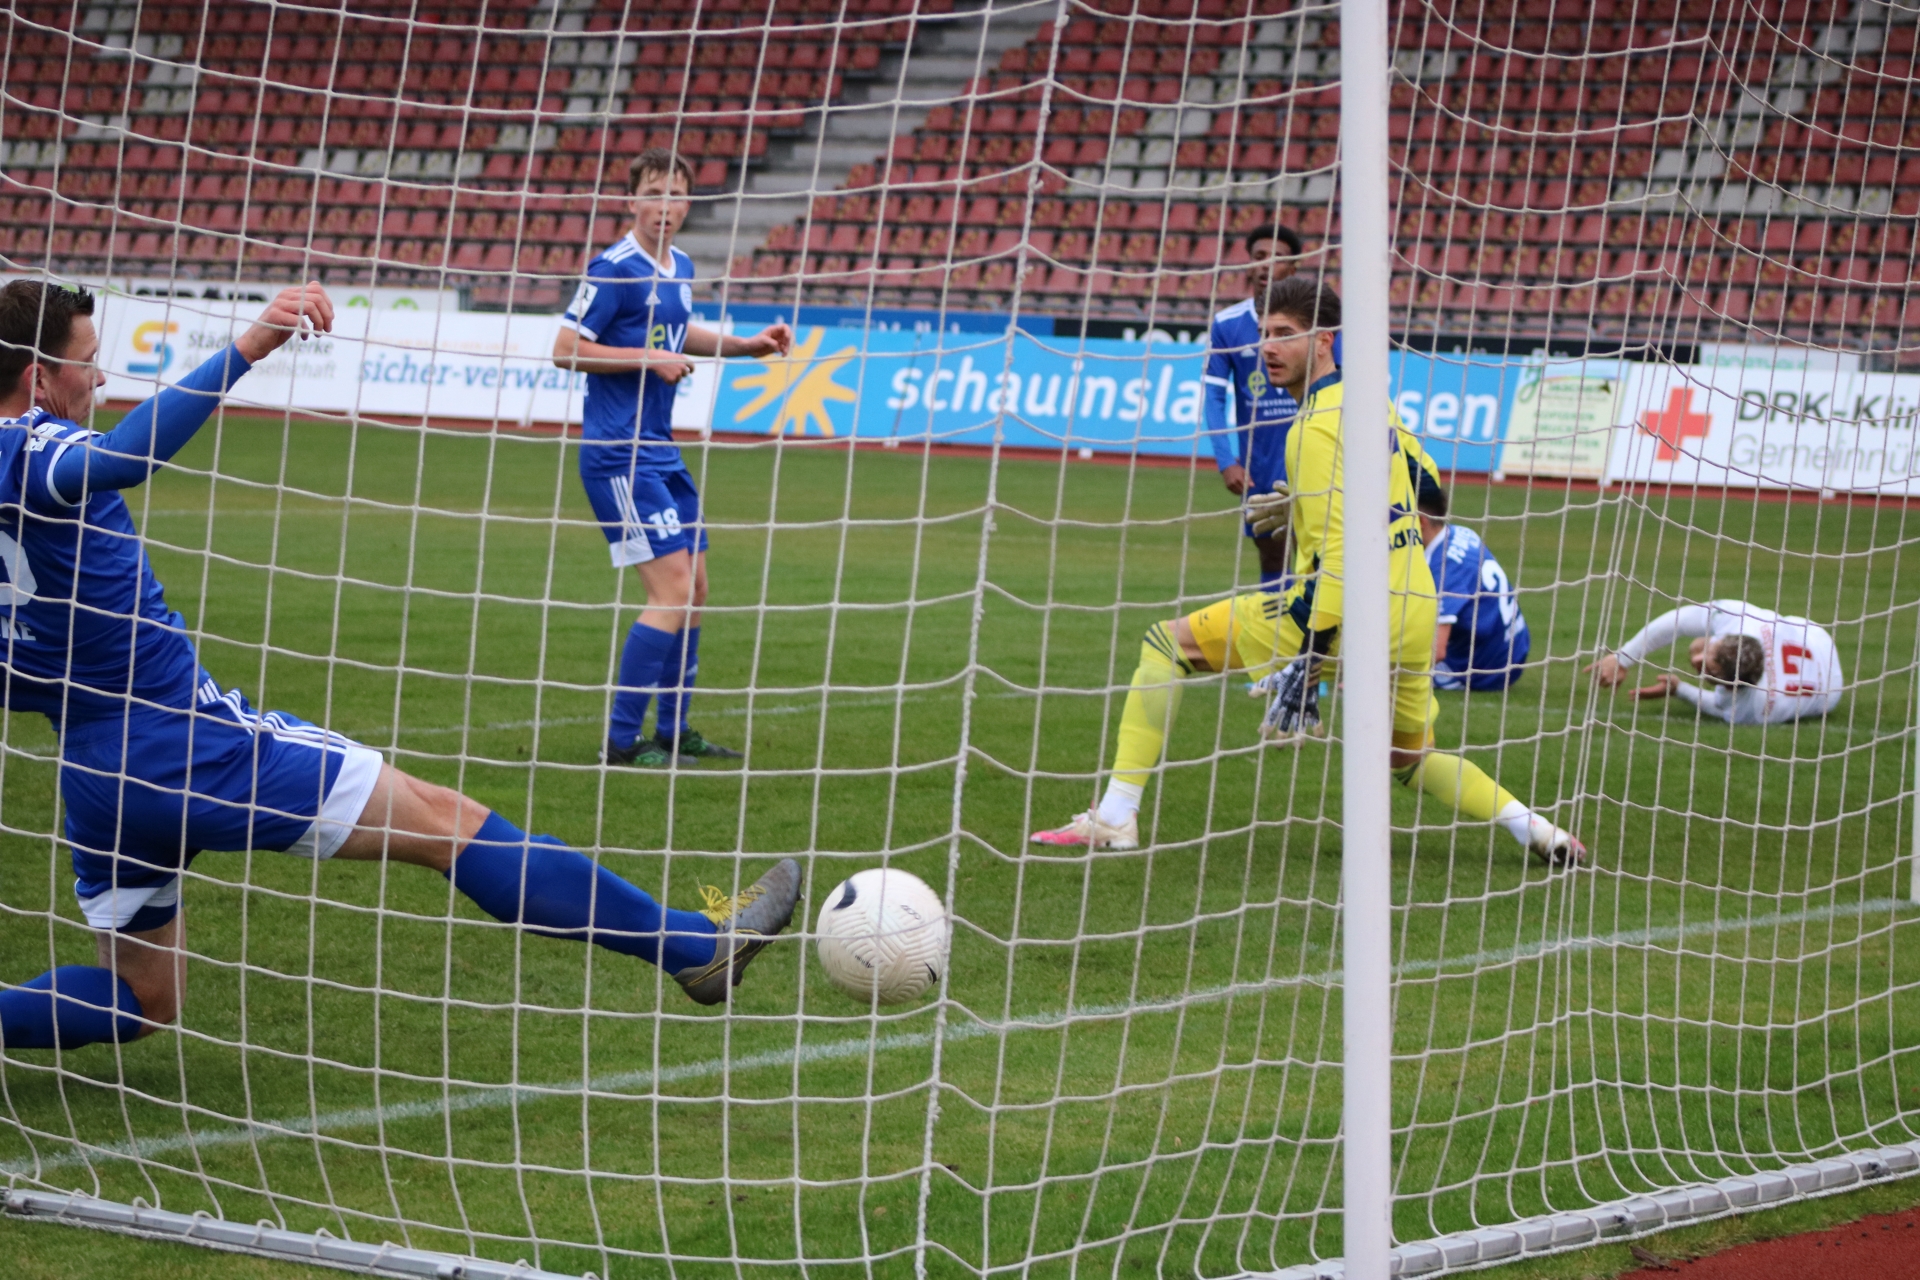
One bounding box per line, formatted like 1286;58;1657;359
678;283;692;310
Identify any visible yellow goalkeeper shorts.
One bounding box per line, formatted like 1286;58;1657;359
1184;587;1440;749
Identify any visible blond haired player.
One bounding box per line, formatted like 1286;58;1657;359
1031;277;1584;865
1588;600;1844;724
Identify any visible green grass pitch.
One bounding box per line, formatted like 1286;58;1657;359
1;408;1917;1279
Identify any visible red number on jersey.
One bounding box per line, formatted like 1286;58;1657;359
1779;643;1814;694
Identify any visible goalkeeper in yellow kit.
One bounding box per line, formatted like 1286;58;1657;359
1031;277;1585;865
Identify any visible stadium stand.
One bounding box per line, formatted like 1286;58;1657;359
0;0;1915;347
742;0;1920;347
0;0;921;307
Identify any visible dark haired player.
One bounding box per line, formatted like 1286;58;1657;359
0;279;798;1050
1034;277;1582;865
1588;601;1843;724
1205;221;1306;587
553;147;792;768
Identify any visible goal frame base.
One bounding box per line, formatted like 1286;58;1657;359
4;1188;580;1279
1264;1139;1920;1278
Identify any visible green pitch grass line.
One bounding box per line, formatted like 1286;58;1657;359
8;895;1901;1183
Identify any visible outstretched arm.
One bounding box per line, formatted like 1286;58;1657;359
50;284;332;503
1673;679;1770;723
1589;604;1714;687
684;321;791;359
1636;673;1754;723
1666;680;1724;720
1617;605;1714;667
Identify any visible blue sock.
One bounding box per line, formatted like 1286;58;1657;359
655;625;700;742
448;812;717;972
610;621;679;748
0;966;145;1049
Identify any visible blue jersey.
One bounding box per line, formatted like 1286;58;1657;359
1204;298;1298;486
562;232;696;478
0;409;201;725
1426;524;1530;686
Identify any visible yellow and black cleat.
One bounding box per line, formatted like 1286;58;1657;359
670;858;802;1005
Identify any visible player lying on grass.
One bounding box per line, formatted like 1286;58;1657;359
1206;219;1307;587
0;280;799;1051
552;146;792;769
1032;276;1584;865
1588;599;1844;724
1418;486;1531;691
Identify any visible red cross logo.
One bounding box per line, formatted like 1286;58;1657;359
1640;388;1711;462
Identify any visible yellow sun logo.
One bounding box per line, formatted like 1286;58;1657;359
729;327;859;437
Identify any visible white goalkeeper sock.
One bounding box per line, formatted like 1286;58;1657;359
1097;780;1144;828
1496;801;1538;849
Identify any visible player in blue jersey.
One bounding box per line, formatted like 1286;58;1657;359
552;148;791;769
1206;222;1305;587
1418;487;1531;691
0;280;800;1051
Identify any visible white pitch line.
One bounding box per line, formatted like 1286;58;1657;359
359;689;1050;741
373;692;937;740
3;896;1906;1179
2;696;969;759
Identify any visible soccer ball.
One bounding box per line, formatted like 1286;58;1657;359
813;868;949;1005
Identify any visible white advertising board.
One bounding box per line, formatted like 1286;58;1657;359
1609;363;1920;496
91;293;718;431
1497;357;1629;480
6;274;462;314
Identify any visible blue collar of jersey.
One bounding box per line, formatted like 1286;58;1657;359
1306;369;1342;397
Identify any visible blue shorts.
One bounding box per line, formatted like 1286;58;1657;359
1434;631;1531;692
581;467;709;567
61;675;384;932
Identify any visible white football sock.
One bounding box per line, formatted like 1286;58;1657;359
1097;780;1144;828
1495;800;1536;848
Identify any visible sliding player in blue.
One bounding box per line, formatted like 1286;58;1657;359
0;280;798;1051
552;147;792;768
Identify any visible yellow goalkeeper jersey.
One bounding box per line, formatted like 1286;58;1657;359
1283;371;1440;637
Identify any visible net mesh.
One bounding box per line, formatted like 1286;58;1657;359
1;0;1919;1275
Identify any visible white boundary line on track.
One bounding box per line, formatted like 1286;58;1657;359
5;896;1906;1179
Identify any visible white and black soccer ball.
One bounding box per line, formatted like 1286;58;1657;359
813;868;949;1005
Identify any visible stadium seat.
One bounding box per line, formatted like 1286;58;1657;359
8;0;1915;341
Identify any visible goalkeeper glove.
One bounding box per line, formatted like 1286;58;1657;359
1243;479;1291;536
1251;653;1322;742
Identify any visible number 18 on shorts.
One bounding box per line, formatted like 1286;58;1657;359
582;469;710;567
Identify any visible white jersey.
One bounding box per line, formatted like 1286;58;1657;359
1615;600;1843;725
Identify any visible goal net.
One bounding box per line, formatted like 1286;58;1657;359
2;0;1919;1276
